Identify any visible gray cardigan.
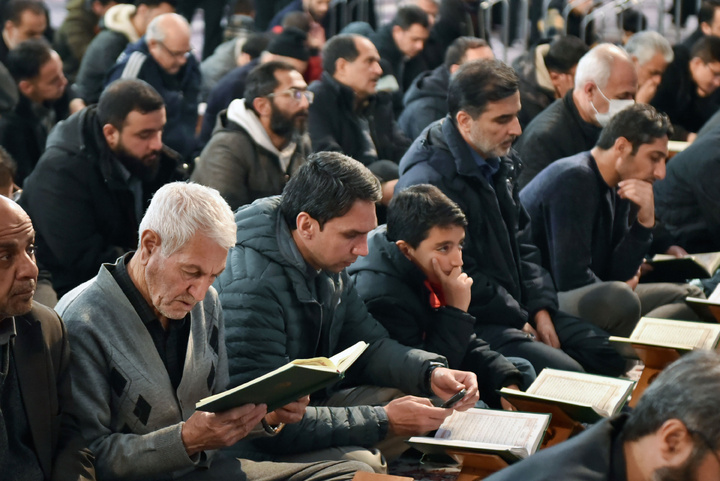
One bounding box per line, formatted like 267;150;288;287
56;261;230;480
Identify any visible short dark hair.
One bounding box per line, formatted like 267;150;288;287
280;151;382;230
97;78;165;129
392;5;429;30
698;0;720;25
623;351;720;450
241;32;270;59
6;38;51;82
444;36;489;69
322;34;360;75
281;11;311;31
544;35;589;73
0;146;17;191
622;9;647;33
387;184;467;248
691;35;720;63
135;0;177;9
595;104;672;154
3;0;44;25
244;60;296;113
447;59;519;120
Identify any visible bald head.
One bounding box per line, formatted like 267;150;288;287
0;196;38;319
146;13;192;75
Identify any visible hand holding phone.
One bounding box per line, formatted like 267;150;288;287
440;389;467;409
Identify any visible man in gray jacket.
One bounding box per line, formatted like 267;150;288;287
56;182;370;480
191;61;311;210
214;152;479;471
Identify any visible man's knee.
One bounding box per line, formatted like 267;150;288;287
578;281;640;336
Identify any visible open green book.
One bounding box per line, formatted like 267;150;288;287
609;317;720;357
408;409;551;463
499;369;634;424
196;341;369;413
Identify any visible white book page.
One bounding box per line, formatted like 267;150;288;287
526;369;630;415
631;318;720;350
709;284;720;303
434;409;548;455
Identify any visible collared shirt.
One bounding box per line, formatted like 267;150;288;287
110;252;190;390
469;148;501;185
113;158;144;221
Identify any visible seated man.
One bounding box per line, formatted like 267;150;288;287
485;350;720;481
520;104;703;337
214;152;479;469
513;35;588;130
349;184;532;408
20;79;185;296
1;39;69;186
625;31;673;104
515;43;637;189
0;195;95;480
191;61;311;210
198;27;309;148
654;116;720;253
308;34;411;166
680;0;720;52
1;0;48;63
106;13;200;161
397;59;626;377
650;36;720;142
57;181;370;480
399;36;493;140
72;0;176;105
371;5;430;106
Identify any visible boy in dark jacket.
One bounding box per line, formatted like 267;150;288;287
349;184;532;407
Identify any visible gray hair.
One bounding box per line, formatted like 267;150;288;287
146;13;189;43
625;31;674;65
138;182;236;257
574;43;632;90
623;351;720;448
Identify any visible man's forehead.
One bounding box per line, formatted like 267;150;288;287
123;108;166;129
0;207;34;243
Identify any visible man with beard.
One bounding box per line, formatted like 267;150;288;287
484;350;720;481
191;61;311;210
0;196;96;481
20;78;186;296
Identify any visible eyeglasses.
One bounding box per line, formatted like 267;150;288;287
156;41;194;59
705;62;720;79
267;88;314;104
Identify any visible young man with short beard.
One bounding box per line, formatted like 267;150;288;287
191;61;311;210
20;78;185;297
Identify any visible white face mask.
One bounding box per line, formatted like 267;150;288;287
591;86;635;127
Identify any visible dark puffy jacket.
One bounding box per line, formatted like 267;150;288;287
654;123;720;253
19;106;184;296
396;118;558;332
73;30;130;104
398;65;450;140
348;226;523;407
308;72;411;164
106;38;201;160
213;196;446;456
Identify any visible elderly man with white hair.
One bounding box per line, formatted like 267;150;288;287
625;31;673;104
105;13;201;161
56;182;372;480
515;43;637;188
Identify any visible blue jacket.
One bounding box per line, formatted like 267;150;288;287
106;38;201;160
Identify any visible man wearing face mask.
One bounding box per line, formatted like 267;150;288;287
515;43;637;189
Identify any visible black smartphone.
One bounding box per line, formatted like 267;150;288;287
440;388;467;409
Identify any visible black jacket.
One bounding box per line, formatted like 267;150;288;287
512;43;557;130
398;65;450;140
308;72;411;164
396;118;559;332
654;121;720;253
20;106;185;296
515;90;602;189
348;226;524;407
651;45;720;140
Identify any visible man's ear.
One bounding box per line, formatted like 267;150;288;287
701;21;712;36
138;229;162;265
102;123;120;149
455;110;472;135
252;96;271;117
614;136;631;156
657;419;696;467
295;212;316;240
17;79;34;98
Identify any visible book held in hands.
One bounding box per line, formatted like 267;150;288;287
196;341;369;413
407;408;550;463
643;252;720;283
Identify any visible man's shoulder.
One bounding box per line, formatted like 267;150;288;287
15;302;64;341
56;267;122;325
521;98;570;137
